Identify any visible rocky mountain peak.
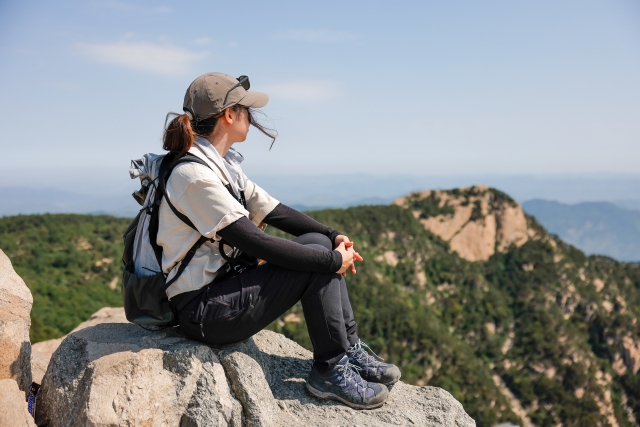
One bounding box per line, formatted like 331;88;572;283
394;185;535;262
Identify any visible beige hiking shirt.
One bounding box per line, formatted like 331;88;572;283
157;141;279;299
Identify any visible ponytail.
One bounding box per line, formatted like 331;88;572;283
163;113;194;157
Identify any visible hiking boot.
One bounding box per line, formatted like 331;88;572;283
306;355;389;409
347;340;401;386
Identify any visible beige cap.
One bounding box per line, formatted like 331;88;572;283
183;72;269;120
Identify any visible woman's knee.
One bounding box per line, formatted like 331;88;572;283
292;233;332;251
304;271;342;297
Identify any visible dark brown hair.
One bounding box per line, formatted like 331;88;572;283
162;113;194;157
162;106;277;157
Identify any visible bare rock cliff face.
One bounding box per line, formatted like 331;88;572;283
36;323;475;427
394;186;534;262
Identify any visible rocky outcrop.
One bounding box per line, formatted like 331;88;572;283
621;336;640;375
31;307;128;383
37;324;475;427
0;378;37;427
36;323;242;427
394;186;534;262
0;249;32;392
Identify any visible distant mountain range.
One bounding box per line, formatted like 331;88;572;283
3;179;640;263
2;173;640;217
522;200;640;262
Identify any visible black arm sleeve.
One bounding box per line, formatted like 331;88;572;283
217;216;342;273
263;203;342;247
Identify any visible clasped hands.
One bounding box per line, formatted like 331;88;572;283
334;235;364;276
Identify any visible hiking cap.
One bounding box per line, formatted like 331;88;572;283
183;72;269;120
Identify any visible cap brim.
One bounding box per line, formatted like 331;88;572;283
237;91;269;108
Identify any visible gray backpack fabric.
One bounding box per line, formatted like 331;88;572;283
121;153;214;327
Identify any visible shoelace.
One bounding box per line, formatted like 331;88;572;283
337;359;366;390
348;340;385;369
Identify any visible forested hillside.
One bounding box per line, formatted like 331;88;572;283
1;187;639;427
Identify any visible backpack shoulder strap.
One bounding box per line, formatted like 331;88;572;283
159;153;214;231
148;153;212;267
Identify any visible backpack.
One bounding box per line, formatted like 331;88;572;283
121;152;257;327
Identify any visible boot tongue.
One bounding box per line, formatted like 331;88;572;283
337;354;350;365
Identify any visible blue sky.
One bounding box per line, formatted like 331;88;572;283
0;0;639;195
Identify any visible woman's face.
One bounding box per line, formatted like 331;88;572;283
228;107;250;143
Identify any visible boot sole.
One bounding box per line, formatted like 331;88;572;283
367;374;401;387
306;382;387;410
382;375;400;386
385;381;400;392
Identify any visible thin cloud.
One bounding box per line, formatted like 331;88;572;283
75;41;208;76
194;37;212;45
272;29;360;43
264;80;342;102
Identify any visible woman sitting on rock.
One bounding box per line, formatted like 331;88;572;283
158;72;400;409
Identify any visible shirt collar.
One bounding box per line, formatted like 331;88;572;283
193;136;243;163
193;136;245;195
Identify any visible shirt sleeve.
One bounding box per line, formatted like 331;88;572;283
217;216;343;273
263;203;343;248
243;178;280;226
166;164;249;239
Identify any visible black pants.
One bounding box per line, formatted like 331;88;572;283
173;233;359;370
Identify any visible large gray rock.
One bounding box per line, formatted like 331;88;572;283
36;323;243;427
0;249;32;392
218;339;279;427
0;378;36;427
37;323;475;427
31;307;128;383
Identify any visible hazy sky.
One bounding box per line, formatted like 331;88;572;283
1;0;639;188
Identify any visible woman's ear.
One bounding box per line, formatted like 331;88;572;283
223;108;234;124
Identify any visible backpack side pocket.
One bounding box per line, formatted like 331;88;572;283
122;263;175;326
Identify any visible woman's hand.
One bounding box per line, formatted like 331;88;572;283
334;241;364;276
335;242;354;275
334;234;351;248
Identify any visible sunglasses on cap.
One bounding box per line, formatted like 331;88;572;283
223;75;250;106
